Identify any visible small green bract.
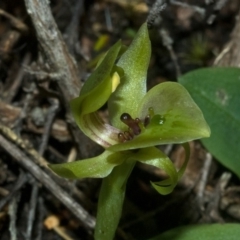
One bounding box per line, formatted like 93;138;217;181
49;23;210;240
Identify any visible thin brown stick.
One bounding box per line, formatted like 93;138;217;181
8;192;21;240
159;28;181;77
26;179;39;240
0;171;27;210
4;53;31;103
196;153;212;211
147;0;167;28
214;9;240;67
64;0;84;55
38;98;59;156
0;122;92;208
0;8;28;32
24;0;95;158
35;197;44;240
24;0;80;101
0;134;95;230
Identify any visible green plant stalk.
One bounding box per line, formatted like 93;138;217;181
94;160;135;240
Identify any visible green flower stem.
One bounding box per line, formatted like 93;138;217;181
94;160;135;240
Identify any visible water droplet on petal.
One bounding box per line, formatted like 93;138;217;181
159;119;164;125
148;107;155;117
158;116;165;125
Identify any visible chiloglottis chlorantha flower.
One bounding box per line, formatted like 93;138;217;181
49;23;210;195
49;23;210;239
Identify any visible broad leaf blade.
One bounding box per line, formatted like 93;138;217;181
149;224;240;240
179;67;240;178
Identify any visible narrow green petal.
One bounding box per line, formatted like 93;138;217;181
109;82;210;151
131;147;178;195
79;40;122;98
108;22;151;129
49;150;127;179
150;142;190;195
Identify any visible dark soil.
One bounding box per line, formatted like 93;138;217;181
0;0;240;240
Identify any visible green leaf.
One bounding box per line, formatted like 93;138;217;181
109;82;210;152
108;22;151;129
49;150;127;179
70;40;122;147
179;67;240;178
95;161;135;240
149;224;240;240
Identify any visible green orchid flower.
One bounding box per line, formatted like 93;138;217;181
49;23;210;240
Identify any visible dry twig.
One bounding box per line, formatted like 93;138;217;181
3;53;31;103
196;152;212;211
0;134;95;230
64;0;84;55
8;192;21;240
0;172;27;211
38;98;59;156
35;197;44;240
24;0;96;158
25;179;39;240
147;0;181;77
0;122;92;208
0;8;28;32
147;0;166;28
214;9;240;67
159;28;181;77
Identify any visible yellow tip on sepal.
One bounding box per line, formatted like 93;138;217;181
112;72;120;93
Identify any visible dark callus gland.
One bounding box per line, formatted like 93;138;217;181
120;113;141;135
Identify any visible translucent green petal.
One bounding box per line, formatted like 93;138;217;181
109;82;210;151
79;40;122;98
150;142;190;195
108;22;151;129
70;41;122;147
131;147;178;195
49;150;127;179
